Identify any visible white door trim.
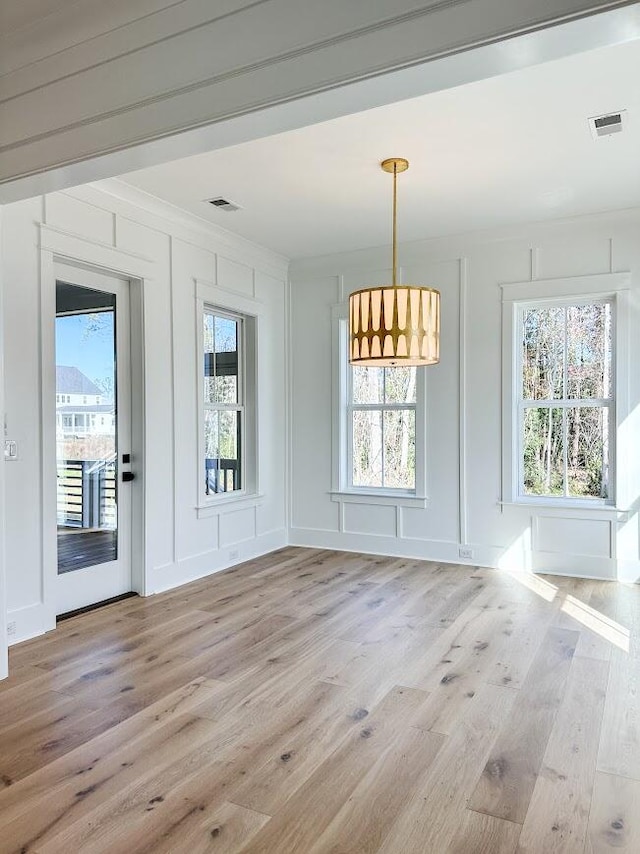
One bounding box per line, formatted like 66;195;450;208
54;264;132;615
40;230;149;629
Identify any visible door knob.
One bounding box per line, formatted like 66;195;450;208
122;471;135;482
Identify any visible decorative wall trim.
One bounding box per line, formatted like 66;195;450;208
149;527;287;594
75;181;290;280
458;256;468;546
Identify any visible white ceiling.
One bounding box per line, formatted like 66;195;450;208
121;39;640;260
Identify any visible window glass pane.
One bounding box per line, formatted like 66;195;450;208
566;303;612;399
522;307;565;400
567;407;610;499
523;407;564;496
204;313;239;404
383;409;415;489
204;409;241;494
352;367;383;404
384;367;416;404
352;410;383;488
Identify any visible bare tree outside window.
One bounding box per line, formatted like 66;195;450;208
203;310;243;495
520;301;612;500
350;366;416;490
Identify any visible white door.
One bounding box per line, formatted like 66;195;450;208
54;263;133;614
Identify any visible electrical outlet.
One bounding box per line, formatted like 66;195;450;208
228;549;239;562
7;621;17;638
458;546;474;560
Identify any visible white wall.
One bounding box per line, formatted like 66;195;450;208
289;208;640;582
0;207;7;677
1;180;288;645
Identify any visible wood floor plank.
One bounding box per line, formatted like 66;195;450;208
597;649;640;781
469;626;579;824
447;810;522;853
35;681;349;853
0;713;220;852
236;686;430;854
0;548;635;854
585;772;640;853
516;656;609;853
151;801;270;854
377;682;518;854
306;725;445;853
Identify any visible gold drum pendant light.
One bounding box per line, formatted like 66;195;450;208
349;158;440;367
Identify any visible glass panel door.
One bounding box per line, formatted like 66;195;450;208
54;268;132;614
56;283;118;573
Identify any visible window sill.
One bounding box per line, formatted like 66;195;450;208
498;499;627;520
330;490;429;509
196;493;264;518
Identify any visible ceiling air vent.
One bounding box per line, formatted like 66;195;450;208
588;110;626;139
206;197;241;212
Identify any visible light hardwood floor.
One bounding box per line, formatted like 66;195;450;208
0;547;638;853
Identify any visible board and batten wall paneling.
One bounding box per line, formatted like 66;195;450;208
1;182;288;644
0;207;7;677
288;207;640;582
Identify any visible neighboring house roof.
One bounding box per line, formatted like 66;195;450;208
57;404;114;413
56;366;103;396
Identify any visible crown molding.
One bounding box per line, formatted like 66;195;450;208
70;178;289;280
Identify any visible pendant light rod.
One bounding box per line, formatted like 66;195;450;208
349;156;439;367
392;162;398;286
381;157;408;288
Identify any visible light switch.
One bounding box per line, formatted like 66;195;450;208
4;440;18;460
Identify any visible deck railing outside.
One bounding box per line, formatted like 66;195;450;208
57;458;116;529
205;458;239;495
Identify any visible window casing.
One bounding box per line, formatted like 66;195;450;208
203;308;244;498
505;287;623;507
332;312;428;505
348;365;417;492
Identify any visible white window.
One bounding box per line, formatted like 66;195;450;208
502;273;630;509
203;309;244;497
517;299;613;502
196;281;260;514
348;366;417;490
332;310;428;506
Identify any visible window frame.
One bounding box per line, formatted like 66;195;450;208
201;305;246;502
501;272;630;511
347;365;418;493
331;306;428;508
195;280;261;516
515;296;615;504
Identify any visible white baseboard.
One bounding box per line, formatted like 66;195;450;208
7;601;56;646
288;526;637;583
149;528;288;594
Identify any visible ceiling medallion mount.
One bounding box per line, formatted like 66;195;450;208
380;157;409;174
348;158;441;367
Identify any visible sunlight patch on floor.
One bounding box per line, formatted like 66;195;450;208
561;594;630;652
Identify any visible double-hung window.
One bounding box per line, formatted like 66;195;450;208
203;309;244;497
516;298;614;502
332;310;427;505
348;365;417;491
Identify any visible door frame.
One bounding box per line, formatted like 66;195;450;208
40;237;147;629
54;265;132;614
